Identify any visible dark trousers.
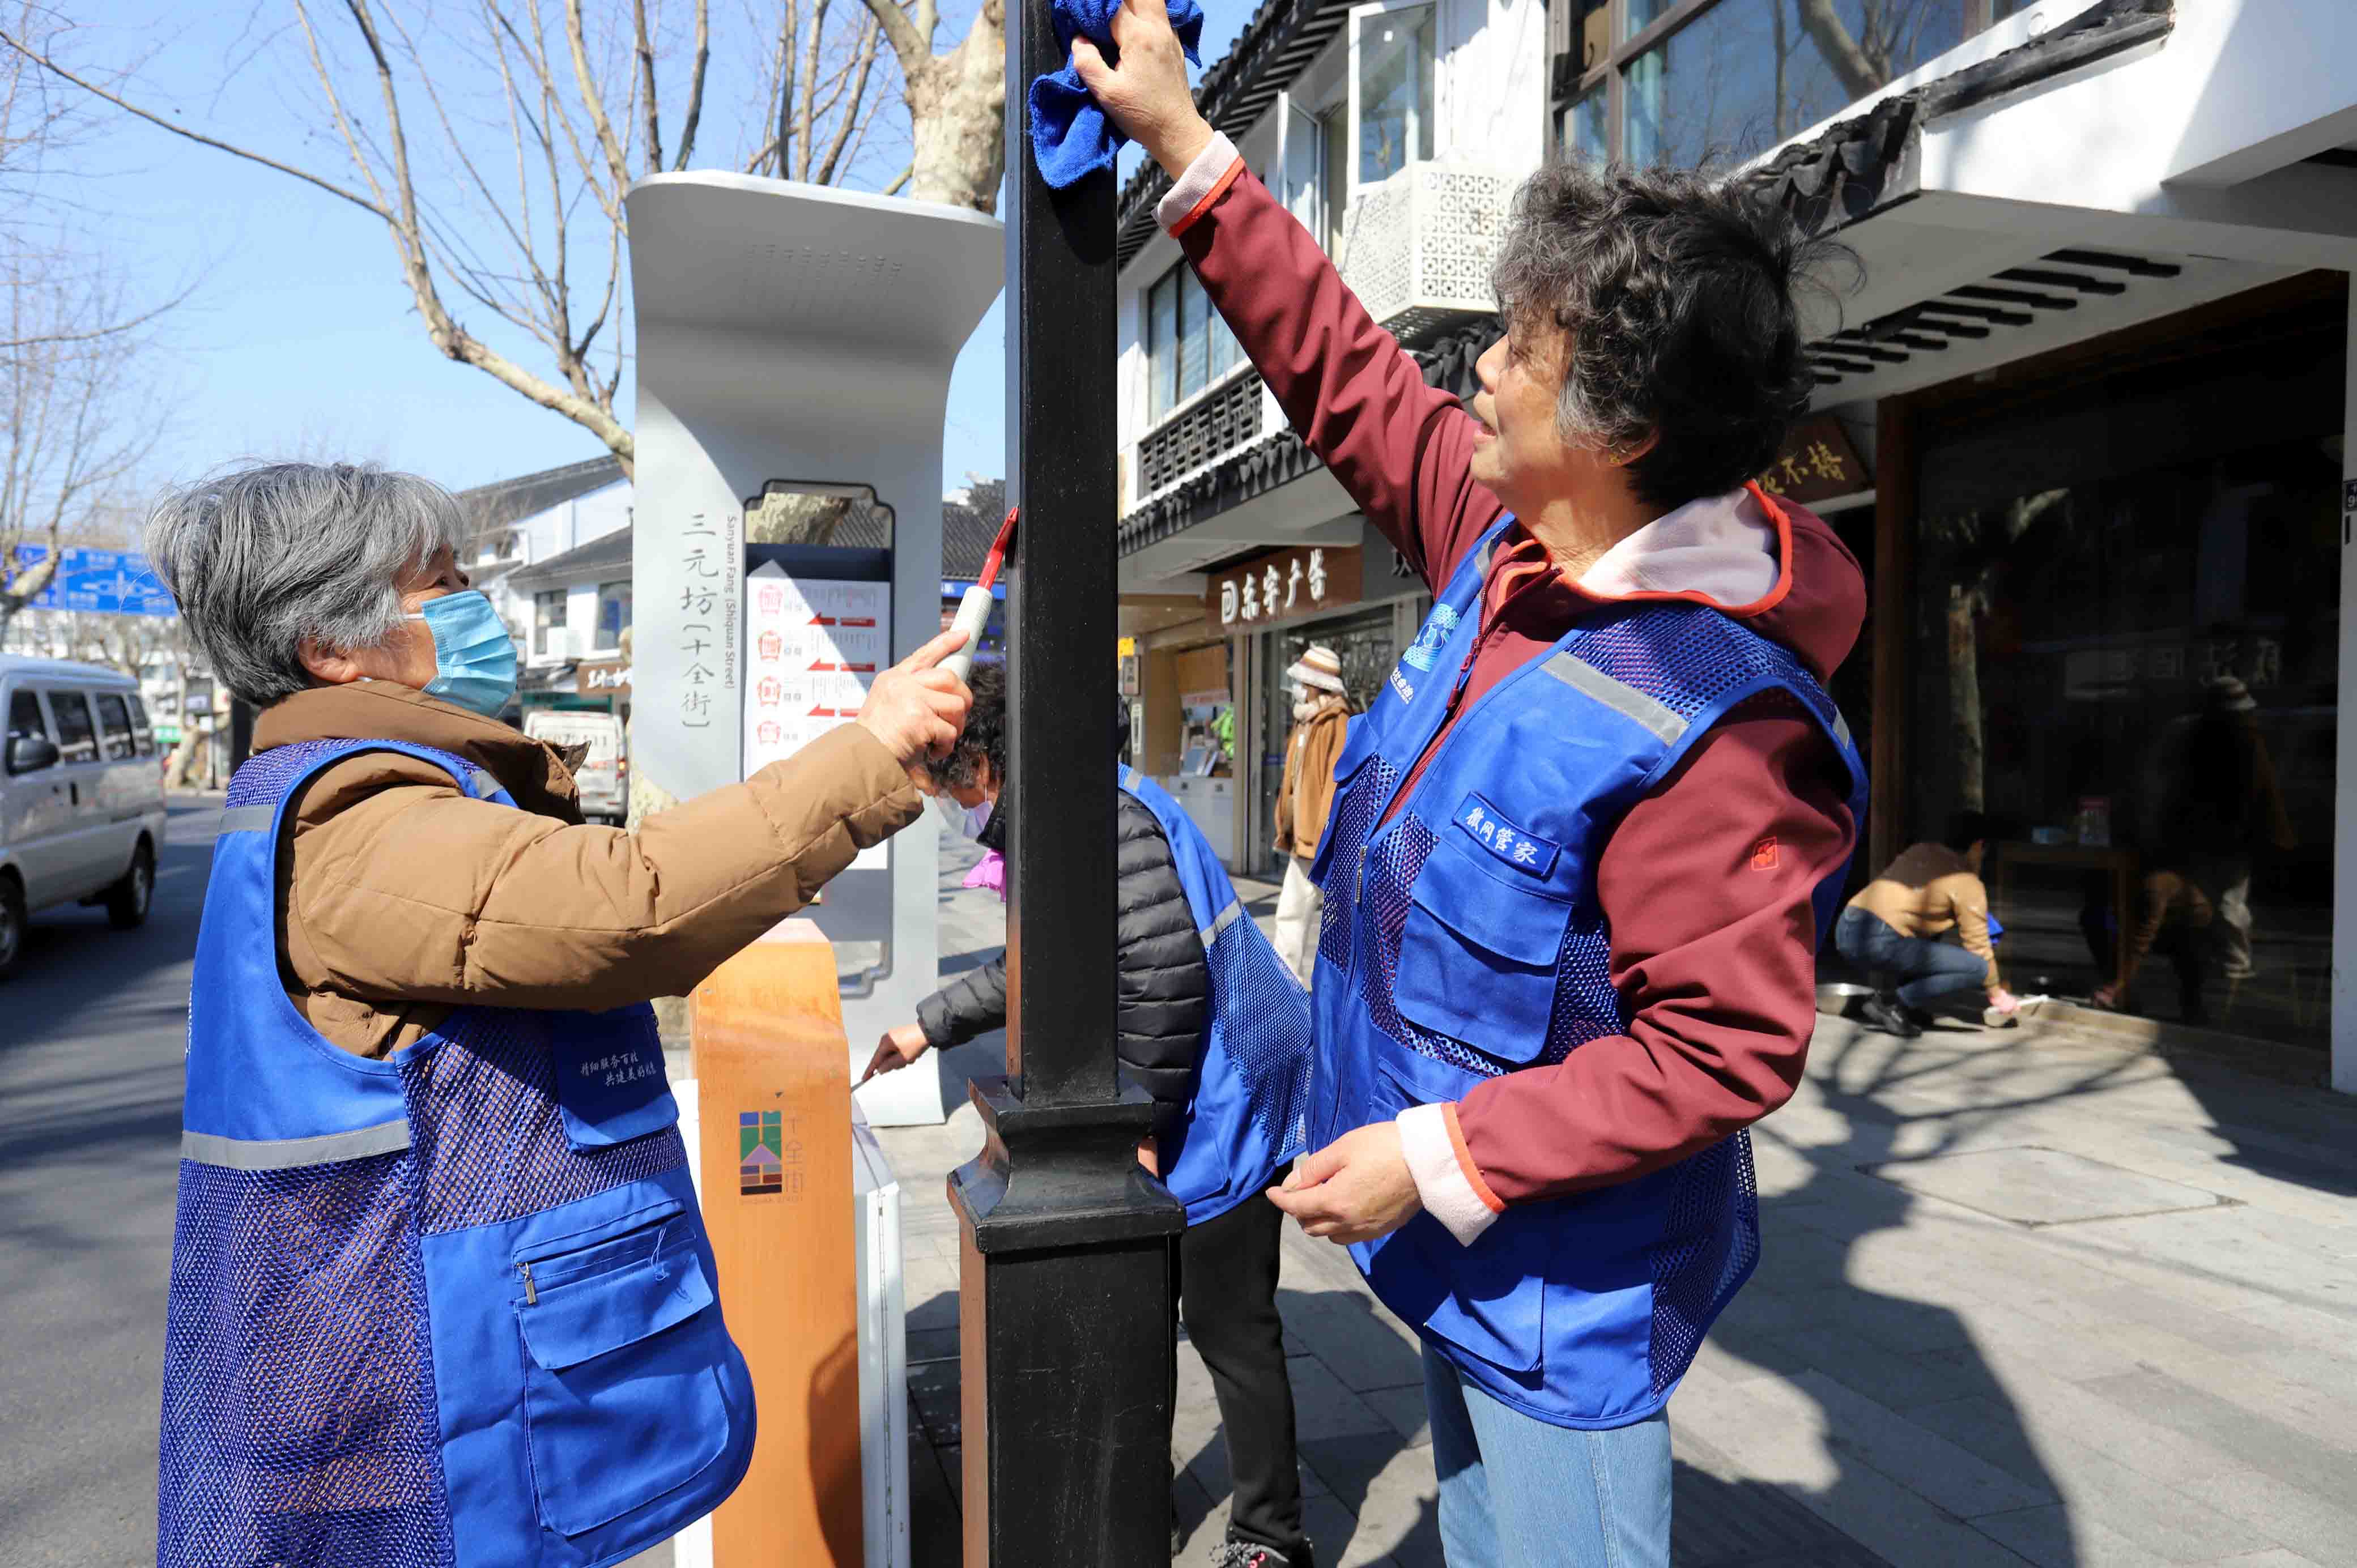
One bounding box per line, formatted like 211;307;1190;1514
1175;1183;1305;1557
1834;907;1990;1011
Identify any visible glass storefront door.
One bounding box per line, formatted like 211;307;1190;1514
1908;296;2345;1045
1254;606;1403;875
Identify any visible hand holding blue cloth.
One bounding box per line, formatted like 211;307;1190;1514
1029;0;1204;190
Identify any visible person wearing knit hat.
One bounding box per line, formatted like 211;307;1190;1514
1273;644;1352;987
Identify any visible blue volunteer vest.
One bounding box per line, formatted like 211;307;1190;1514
1309;515;1867;1431
159;739;755;1568
1119;768;1314;1225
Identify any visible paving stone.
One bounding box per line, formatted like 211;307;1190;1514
1967;1503;2173;1568
2082;1366;2357;1501
905;1327;959;1363
1862;1147;2227;1227
1671;1372;2040;1568
2207;1552;2326;1567
1282;1353;1394;1441
1360;1384;1432;1449
1673;1430;1894;1567
1785;1370;2057;1518
2175;1469;2357;1567
907;1356;962;1450
1277;1285;1426;1393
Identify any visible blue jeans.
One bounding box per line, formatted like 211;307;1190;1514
1834;906;1989;1011
1424;1343;1671;1568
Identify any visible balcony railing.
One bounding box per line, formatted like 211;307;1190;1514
1135;370;1266;498
1335;161;1514;343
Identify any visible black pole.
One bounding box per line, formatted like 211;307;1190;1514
227;697;254;774
944;0;1186;1560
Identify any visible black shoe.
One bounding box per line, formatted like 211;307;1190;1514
1211;1544;1312;1568
1860;996;1922;1038
1903;1004;1939;1032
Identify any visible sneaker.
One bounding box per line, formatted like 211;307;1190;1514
1211;1543;1313;1568
1860;995;1922;1038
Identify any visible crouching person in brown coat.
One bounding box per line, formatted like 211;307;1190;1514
148;459;967;1567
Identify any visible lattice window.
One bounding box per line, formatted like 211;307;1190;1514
1138;372;1266;495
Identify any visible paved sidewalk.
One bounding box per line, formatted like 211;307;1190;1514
879;833;2357;1567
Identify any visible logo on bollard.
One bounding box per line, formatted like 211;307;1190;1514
739;1109;784;1195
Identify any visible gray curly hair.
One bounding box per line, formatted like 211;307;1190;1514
1490;161;1845;510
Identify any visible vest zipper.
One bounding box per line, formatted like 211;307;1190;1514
518;1261;538;1306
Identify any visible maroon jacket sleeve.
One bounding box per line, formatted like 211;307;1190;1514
1453;701;1856;1202
1176;167;1505;587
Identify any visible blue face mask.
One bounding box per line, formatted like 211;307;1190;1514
406;590;518;718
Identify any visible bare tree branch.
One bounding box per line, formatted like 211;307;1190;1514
631;0;661;171
671;0;708;170
0;28;386;216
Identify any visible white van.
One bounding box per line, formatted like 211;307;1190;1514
1;655;169;977
523;709;627;825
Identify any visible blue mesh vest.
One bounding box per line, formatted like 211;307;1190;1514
1119;768;1313;1224
1308;517;1867;1430
160;739;756;1568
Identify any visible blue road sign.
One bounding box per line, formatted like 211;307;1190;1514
6;545;177;616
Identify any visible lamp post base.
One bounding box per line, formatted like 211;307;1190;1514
948;1073;1186;1565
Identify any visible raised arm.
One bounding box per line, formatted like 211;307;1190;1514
1075;0;1505;586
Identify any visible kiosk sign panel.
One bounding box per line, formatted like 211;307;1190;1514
744;561;891;870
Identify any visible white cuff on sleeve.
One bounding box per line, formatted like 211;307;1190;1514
1155;133;1242;233
1397;1103;1500;1247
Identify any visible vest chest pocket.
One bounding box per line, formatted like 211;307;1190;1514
514;1203;732;1537
552;1005;678;1150
1393;836;1571;1068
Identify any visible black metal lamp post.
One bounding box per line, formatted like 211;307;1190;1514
944;0;1189;1560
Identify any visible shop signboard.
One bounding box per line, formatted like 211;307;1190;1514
580;659;633;698
1756;415;1867;505
1206;544;1362;630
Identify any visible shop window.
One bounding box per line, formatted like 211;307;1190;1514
533;589;568;659
1146;263;1243;422
1351;2;1436;188
1597;1;1992;168
595;580;632;652
1555;84;1607;168
1909;319;2344;1046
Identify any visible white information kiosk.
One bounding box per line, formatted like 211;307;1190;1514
627;173;1002;1126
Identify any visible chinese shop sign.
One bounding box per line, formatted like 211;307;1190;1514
1206;545;1362;630
1755;416;1866;505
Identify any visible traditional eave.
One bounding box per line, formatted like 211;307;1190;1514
1116;320;1492;558
1739;0;2177;238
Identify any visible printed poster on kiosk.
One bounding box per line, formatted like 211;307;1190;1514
743;560;892;870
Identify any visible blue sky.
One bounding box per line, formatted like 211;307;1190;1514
46;0;1255;501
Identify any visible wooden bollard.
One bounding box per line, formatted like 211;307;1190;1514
692;919;864;1567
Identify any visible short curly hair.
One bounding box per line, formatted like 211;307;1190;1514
931;659;1007;791
1491;162;1846;512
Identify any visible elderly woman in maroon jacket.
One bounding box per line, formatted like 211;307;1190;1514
1076;5;1865;1565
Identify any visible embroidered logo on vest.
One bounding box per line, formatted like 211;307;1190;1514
1457;792;1560;875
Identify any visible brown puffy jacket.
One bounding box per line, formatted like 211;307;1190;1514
1273;701;1349;860
250;679;921;1058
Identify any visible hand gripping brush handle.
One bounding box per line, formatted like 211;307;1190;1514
941;505;1016;684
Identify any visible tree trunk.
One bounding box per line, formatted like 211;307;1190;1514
747;491;856;546
1946;582;1984;813
904;0;1007;212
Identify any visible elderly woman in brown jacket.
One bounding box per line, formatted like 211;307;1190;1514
150;460;970;1058
1270;643;1351;987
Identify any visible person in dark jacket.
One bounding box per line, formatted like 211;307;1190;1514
863;664;1313;1568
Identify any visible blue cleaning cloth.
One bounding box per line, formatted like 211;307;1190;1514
1028;0;1205;190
